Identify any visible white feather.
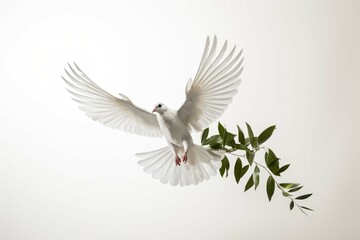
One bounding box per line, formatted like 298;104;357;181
136;145;224;186
63;63;162;137
178;35;244;131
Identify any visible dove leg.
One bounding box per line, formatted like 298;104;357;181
182;152;188;163
167;141;183;166
175;155;181;166
182;140;193;164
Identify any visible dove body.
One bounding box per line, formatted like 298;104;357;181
153;104;193;165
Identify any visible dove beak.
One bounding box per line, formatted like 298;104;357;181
152;107;157;113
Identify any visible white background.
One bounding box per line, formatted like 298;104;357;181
1;0;359;239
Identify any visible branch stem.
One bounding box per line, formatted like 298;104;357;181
226;147;307;215
253;160;307;215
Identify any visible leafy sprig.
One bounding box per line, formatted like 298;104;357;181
201;122;313;215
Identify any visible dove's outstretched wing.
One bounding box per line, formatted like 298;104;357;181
62;63;162;137
177;36;243;131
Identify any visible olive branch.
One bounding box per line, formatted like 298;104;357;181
201;122;313;215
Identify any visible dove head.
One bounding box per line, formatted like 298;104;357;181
152;103;167;115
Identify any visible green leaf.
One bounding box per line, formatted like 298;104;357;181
222;128;228;147
218;122;225;137
253;165;260;190
202;135;222;145
244;174;254;192
301;206;314;211
265;149;279;167
295;193;313;200
219;158;225;177
276;164;290;175
244;138;251;147
282;191;291;197
290;200;294;210
210;143;222;149
246;150;255;165
225;132;236;147
266;176;275;201
246;123;258;148
234;163;250;184
258;125;276;145
268;158;279;169
246;122;254;139
234;158;242;183
241;165;249;179
280;183;300;189
234;144;249;151
237;125;245;145
252;137;259;148
265;149;280;175
219;156;230;177
201;128;209;144
288;186;303;193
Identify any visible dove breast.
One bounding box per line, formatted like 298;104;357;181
154;109;193;147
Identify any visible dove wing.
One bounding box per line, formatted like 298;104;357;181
177;36;244;131
62;63;162;137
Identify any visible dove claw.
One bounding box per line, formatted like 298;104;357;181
175;155;181;166
182;152;188;164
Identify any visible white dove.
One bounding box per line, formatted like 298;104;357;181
63;36;243;186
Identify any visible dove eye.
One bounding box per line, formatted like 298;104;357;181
158;104;162;108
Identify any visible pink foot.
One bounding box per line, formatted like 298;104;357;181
182;151;188;164
175;155;181;166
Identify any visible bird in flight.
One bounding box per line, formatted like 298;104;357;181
62;36;243;186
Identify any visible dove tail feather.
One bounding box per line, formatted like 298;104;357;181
136;144;224;186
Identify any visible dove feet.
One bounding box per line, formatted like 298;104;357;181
175;152;188;166
175;155;181;166
182;151;188;164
